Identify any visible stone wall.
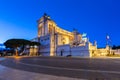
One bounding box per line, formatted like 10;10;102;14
56;44;90;57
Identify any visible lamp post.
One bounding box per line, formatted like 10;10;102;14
15;47;18;56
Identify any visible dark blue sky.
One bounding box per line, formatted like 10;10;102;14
0;0;120;47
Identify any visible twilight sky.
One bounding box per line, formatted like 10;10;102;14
0;0;120;47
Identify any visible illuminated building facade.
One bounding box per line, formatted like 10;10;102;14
30;13;94;57
30;13;113;57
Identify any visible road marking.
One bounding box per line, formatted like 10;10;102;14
18;61;120;74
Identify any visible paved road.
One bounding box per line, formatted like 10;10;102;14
1;56;120;80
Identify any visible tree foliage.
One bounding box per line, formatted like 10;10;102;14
30;42;40;46
112;45;120;49
4;39;40;49
4;39;40;56
4;39;30;48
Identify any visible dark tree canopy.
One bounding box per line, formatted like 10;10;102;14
30;42;40;46
4;39;40;48
4;38;40;56
112;45;120;49
4;39;30;48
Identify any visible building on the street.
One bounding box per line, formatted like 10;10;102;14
26;13;113;57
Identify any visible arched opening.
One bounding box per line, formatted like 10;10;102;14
60;49;64;56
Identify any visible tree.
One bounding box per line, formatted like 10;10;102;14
112;45;120;49
112;45;116;49
4;39;40;56
30;41;40;46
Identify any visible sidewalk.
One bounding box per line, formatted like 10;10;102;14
0;58;86;80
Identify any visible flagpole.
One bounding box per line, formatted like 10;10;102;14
106;34;109;46
106;34;111;55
